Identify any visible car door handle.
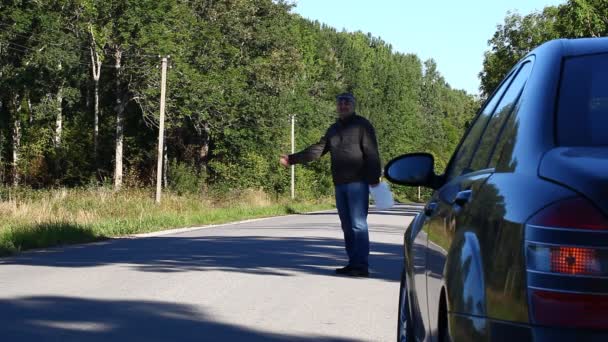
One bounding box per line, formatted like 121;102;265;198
424;202;438;216
453;190;472;207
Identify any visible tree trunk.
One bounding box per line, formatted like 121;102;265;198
86;82;91;109
94;78;100;159
200;122;210;173
27;95;33;124
89;37;102;165
0;100;5;185
114;48;124;191
0;129;4;185
12;119;21;187
11;95;22;187
55;87;63;148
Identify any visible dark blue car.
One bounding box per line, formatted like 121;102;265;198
385;38;608;342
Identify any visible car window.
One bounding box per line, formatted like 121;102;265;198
491;105;519;171
444;70;516;180
471;62;532;170
558;53;608;146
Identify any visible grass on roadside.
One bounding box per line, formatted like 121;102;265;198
0;187;334;257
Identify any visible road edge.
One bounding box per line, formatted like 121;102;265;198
125;203;424;238
120;208;337;238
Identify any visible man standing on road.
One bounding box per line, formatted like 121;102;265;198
280;93;381;277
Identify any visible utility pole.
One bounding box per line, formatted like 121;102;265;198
291;114;295;200
156;56;169;204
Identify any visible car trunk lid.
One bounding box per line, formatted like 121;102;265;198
539;147;608;215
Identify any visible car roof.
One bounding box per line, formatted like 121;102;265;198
534;37;608;59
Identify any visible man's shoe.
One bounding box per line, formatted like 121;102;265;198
346;268;369;278
335;265;353;275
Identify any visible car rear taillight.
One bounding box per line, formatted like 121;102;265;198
525;197;608;329
551;246;597;274
527;245;606;276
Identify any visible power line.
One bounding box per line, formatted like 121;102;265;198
0;41;155;70
0;22;103;56
0;22;168;59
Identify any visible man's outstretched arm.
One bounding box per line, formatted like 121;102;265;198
280;133;329;167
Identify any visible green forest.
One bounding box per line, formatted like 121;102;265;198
0;0;477;201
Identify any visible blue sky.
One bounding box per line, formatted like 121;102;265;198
292;0;566;95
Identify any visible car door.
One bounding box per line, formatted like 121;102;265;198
409;205;429;341
423;60;534;342
413;67;515;341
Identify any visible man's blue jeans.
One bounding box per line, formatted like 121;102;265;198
335;181;369;270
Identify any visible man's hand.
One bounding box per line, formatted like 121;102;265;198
279;155;290;168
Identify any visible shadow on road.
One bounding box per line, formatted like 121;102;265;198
0;296;362;342
1;235;403;282
303;211;420;217
368;210;421;217
304;205;423;218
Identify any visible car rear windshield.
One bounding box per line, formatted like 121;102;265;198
557;53;608;146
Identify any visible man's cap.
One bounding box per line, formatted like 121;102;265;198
336;93;356;104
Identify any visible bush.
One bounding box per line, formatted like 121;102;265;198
167;160;205;195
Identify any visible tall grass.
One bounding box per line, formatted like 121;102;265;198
0;187;334;256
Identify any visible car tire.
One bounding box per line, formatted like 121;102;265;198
397;269;414;342
439;292;451;342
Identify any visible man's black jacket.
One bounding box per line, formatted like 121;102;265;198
288;114;381;185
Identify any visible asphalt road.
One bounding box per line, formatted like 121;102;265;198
0;205;420;342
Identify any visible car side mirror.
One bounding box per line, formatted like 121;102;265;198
384;153;438;188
